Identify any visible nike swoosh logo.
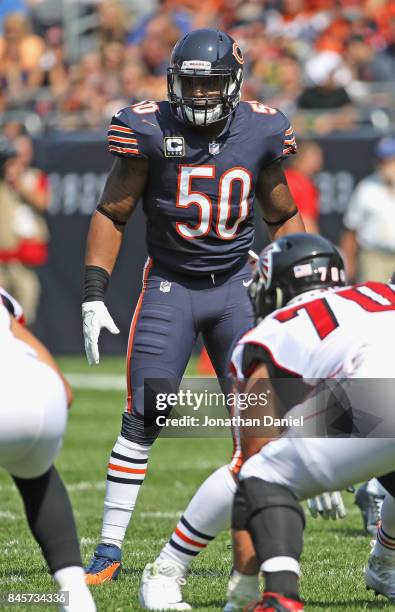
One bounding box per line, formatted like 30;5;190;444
243;279;253;287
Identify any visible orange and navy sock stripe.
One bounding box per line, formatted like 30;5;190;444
377;525;395;551
168;516;215;557
107;449;148;485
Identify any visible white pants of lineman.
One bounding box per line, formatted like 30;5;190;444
240;347;395;497
0;354;67;479
239;437;395;499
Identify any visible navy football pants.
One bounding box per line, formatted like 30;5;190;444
121;258;253;467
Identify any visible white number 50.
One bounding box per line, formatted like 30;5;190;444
176;165;252;240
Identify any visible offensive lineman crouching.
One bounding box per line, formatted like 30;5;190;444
227;234;395;611
0;289;95;612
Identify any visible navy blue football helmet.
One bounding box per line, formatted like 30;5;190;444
167;29;244;126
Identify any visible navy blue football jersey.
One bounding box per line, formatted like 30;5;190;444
107;100;296;275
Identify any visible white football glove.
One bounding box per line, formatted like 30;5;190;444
82;300;120;366
307;491;346;520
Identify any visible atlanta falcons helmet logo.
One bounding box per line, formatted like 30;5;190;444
257;243;282;289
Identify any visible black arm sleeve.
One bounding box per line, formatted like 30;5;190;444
241;343;309;411
241;343;279;379
83;265;110;302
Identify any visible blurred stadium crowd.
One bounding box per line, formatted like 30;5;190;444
2;0;395;334
2;0;395;133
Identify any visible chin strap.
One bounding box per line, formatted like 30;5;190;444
262;208;299;227
275;287;284;309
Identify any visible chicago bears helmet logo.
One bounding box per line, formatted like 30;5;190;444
232;43;244;65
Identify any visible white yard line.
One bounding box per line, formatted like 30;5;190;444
0;511;17;520
67;481;105;492
65;373;212;390
66;373;126;390
139;511;181;519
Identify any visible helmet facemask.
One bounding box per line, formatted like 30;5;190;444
167;67;243;126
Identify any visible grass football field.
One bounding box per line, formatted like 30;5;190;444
0;356;392;611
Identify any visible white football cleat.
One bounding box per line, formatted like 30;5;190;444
223;571;260;611
139;559;191;610
365;553;395;602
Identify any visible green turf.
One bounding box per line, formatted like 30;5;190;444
0;358;392;611
55;355;199;378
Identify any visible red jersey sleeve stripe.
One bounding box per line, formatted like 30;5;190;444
285;127;294;136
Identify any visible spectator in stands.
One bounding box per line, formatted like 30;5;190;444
98;0;130;48
265;55;303;118
234;20;278;100
118;61;147;107
345;35;395;82
285;141;322;233
265;0;331;41
37;25;68;113
128;0;193;46
139;13;181;76
298;49;352;109
100;42;125;99
341;136;395;282
1;0;394;131
0;13;45;103
0;134;49;324
26;0;63;38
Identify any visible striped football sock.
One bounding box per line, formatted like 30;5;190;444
101;435;150;548
374;494;395;559
376;524;395;553
158;464;236;569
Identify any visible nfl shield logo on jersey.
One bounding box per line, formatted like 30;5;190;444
209;141;220;156
160;280;172;293
164;137;185;157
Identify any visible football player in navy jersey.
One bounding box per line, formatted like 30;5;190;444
82;28;304;592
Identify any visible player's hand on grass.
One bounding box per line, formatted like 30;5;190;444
82;301;119;365
307;491;346;520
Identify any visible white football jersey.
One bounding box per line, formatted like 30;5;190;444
0;300;12;342
232;282;395;382
0;300;36;362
